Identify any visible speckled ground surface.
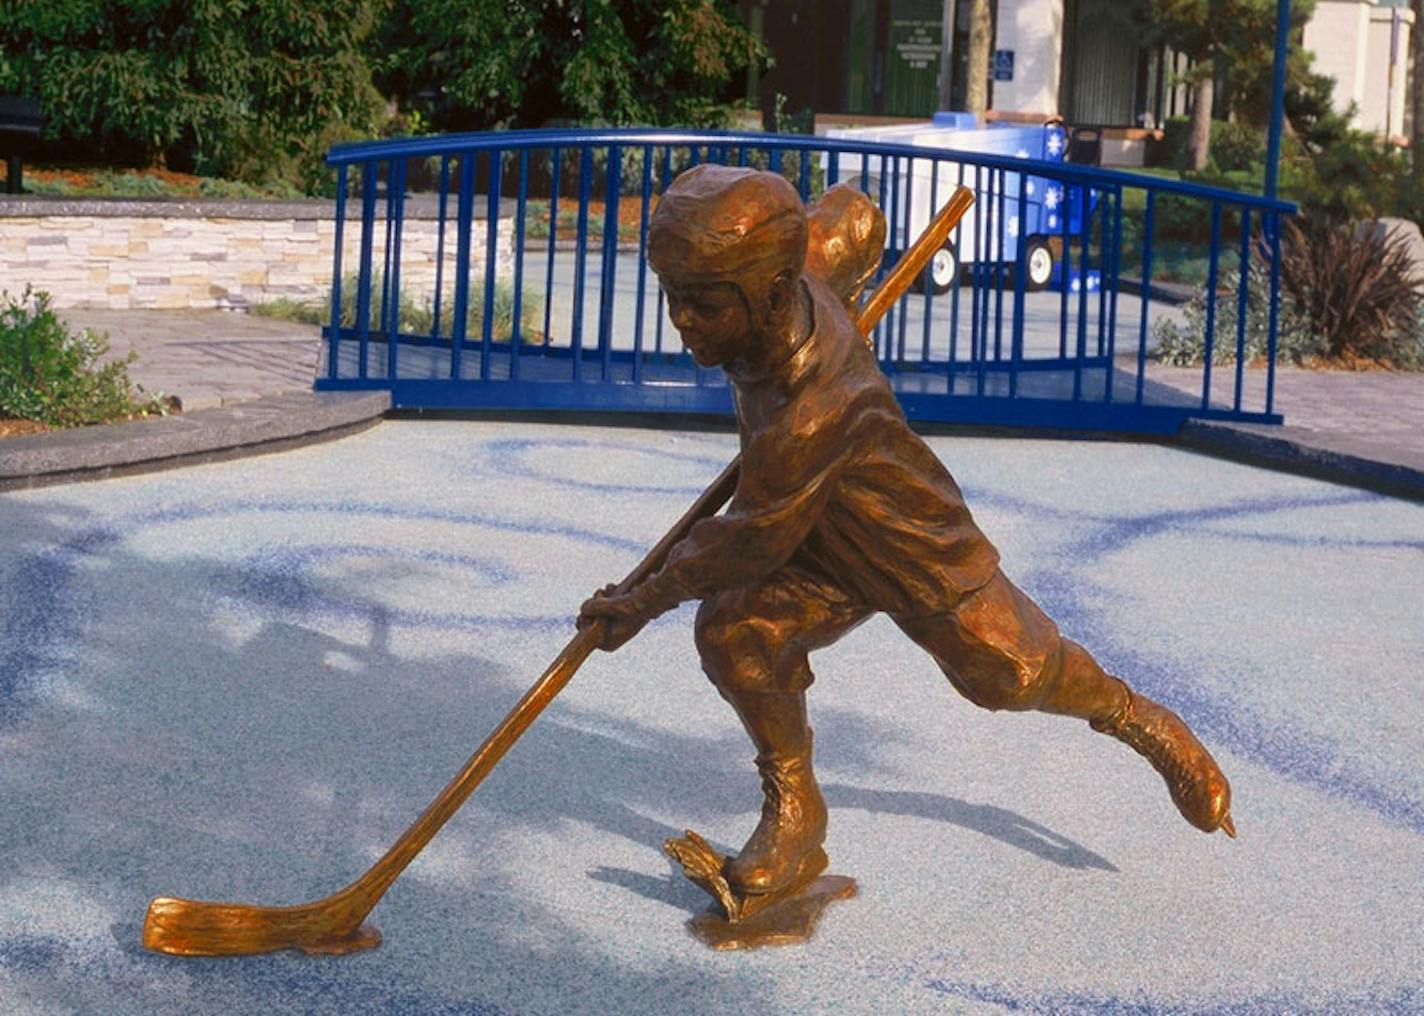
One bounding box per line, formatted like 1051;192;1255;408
2;421;1421;1015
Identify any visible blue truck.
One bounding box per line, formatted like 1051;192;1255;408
822;113;1099;294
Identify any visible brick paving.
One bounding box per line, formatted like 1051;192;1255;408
34;308;1424;497
60;308;321;412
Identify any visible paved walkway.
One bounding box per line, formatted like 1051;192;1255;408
58;308;323;413
0;308;1416;498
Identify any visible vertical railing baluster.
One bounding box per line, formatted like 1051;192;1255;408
897;156;914;364
827;150;839;187
876;161;890;361
949;161;965;390
379;161;395;360
327;164;347;380
1096;184;1109;359
481;150;502;381
543;147;561;351
1202;202;1222;410
1136;191;1155;406
1058;178;1070;361
572;146;593;382
993;166;1007;363
387;158;407;380
450;152;475;380
655;146;672;354
1011;173;1028;398
1074;184;1090;402
598;144;623;382
356;161;377;380
973;163;987;396
511;148;529;380
633;145;653;385
1234;206;1252;413
922;161;939;365
1104;186;1123;402
432;154;450;342
798;147;812;203
1266;212;1282;416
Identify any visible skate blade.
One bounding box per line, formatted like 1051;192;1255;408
665;832;855;950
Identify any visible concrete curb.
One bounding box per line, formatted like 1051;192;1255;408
4;390;1419;505
1176;418;1424;502
0;390;390;491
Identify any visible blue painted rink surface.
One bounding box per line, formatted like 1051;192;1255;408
2;420;1422;1015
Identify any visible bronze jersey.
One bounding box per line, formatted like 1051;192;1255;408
655;274;1000;616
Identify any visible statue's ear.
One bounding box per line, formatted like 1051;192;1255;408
766;268;797;315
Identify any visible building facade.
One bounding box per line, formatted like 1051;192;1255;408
745;0;1413;139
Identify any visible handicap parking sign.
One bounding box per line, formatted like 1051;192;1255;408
994;50;1014;82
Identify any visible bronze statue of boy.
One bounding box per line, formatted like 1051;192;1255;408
579;165;1233;934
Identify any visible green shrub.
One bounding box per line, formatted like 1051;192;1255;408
1277;217;1423;367
1152;219;1424;370
1152;258;1324;367
0;289;171;427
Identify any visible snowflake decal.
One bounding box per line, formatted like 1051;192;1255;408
1046;132;1065;158
1007;215;1020;238
1015;148;1030;159
1047;213;1059;231
1044;186;1062;210
1026;181;1036;196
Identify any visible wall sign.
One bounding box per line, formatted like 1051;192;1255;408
994;49;1015;82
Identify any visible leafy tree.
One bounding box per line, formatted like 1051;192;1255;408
374;0;766;131
0;0;385;192
1127;0;1315;170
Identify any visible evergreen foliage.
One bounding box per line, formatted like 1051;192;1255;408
375;0;763;132
1;1;764;193
0;0;386;193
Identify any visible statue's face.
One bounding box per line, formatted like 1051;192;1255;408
660;277;753;368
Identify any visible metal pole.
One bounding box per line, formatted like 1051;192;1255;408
940;0;958;111
1264;0;1292;199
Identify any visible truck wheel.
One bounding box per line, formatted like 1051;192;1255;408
923;244;959;295
1024;239;1054;291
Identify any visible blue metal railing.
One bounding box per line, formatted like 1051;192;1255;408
317;128;1295;434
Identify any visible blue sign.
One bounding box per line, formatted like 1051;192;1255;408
994;49;1014;82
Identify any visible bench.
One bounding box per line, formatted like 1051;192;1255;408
0;97;43;194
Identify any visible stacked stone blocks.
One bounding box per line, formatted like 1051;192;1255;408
1;198;514;311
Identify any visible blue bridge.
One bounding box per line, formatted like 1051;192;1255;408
316;128;1295;435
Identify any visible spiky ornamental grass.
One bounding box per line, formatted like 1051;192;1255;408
1279;218;1423;368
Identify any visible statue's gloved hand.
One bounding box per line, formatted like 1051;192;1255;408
578;582;661;652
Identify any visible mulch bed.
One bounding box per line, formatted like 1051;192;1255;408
0;419;52;439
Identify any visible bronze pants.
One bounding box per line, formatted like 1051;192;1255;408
695;566;1120;718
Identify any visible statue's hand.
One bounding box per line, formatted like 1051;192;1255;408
578;583;655;652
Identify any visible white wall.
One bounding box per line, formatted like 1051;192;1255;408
991;0;1065;116
1304;0;1414;137
1362;5;1413;136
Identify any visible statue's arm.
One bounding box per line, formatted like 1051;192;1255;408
632;404;847;611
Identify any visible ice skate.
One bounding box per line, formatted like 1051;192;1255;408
1092;689;1236;836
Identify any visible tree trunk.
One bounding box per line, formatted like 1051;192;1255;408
1413;0;1424;180
1188;72;1214;171
965;0;992;114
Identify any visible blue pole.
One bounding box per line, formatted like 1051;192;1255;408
1264;0;1292;199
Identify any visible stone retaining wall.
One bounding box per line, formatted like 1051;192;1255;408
0;197;515;311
